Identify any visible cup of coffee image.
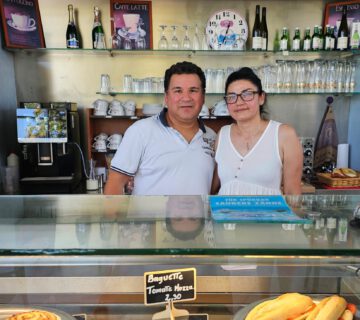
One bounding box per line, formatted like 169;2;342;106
11;13;36;29
123;14;140;33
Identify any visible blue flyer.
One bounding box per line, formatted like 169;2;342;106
210;195;311;224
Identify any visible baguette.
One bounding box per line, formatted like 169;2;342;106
312;295;346;320
340;309;354;320
245;293;314;320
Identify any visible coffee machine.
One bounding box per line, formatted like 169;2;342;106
17;102;82;194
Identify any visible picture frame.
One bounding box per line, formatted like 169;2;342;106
324;1;360;37
110;0;152;50
0;0;45;48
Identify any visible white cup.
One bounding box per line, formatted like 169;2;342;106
108;100;125;116
94;132;108;141
11;13;35;29
92;99;109;116
92;139;107;151
107;141;120;150
199;104;210;117
124;100;136;116
107;134;122;144
212;100;229;116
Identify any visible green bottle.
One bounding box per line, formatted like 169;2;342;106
311;25;320;50
280;27;289;51
318;26;324;50
273;29;280;51
324;24;333;50
303;27;311;51
350;21;360;49
92;6;106;49
292;27;301;51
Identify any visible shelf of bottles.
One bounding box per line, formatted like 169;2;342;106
8;47;360;58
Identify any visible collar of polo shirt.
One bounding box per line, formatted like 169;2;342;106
159;108;206;133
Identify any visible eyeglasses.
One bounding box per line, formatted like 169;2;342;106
224;90;259;104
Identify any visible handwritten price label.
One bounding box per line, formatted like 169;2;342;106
144;268;196;305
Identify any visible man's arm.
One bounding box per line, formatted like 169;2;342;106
104;169;132;195
279;125;303;195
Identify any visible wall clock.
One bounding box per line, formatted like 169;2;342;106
205;9;248;50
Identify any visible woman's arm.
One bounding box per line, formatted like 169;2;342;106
279;124;303;195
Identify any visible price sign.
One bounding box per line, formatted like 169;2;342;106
144;268;196;305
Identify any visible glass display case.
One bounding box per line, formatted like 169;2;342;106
0;194;360;319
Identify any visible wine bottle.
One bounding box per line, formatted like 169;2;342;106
66;4;80;49
318;26;324;50
260;7;268;51
350;21;360;49
252;5;262;50
337;5;349;50
303;27;311;51
311;25;320;50
92;6;106;49
292;27;301;51
280;27;289;51
324;24;334;50
330;26;336;49
273;29;280;51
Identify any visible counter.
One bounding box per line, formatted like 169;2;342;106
0;194;360;319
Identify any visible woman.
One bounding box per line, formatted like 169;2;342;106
211;67;303;195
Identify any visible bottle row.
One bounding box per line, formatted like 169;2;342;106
253;4;358;52
65;3;358;52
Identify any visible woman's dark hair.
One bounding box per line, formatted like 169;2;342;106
164;61;206;93
225;67;263;93
225;67;267;117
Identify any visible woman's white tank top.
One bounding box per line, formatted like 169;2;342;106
215;120;283;195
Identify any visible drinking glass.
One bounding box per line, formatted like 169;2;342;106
325;61;336;93
158;25;168;49
170;25;180;49
182;25;192;49
296;61;306;93
275;60;285;92
192;24;201;50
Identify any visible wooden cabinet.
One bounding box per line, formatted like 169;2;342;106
86;108;233;169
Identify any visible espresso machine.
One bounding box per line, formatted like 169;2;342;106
17;102;82;194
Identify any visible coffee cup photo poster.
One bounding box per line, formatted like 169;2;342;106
0;0;45;48
111;1;153;49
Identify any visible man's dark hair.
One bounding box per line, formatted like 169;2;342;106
164;61;206;92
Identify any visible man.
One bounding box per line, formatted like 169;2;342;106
104;61;216;195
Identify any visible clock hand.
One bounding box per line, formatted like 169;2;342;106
220;24;230;47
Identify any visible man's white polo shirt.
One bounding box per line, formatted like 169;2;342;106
110;109;216;195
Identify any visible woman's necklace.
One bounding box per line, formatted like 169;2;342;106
236;124;263;152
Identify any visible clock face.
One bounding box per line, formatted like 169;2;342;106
206;9;248;50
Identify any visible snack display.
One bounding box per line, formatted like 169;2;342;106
238;294;357;320
7;310;59;320
244;293;314;320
